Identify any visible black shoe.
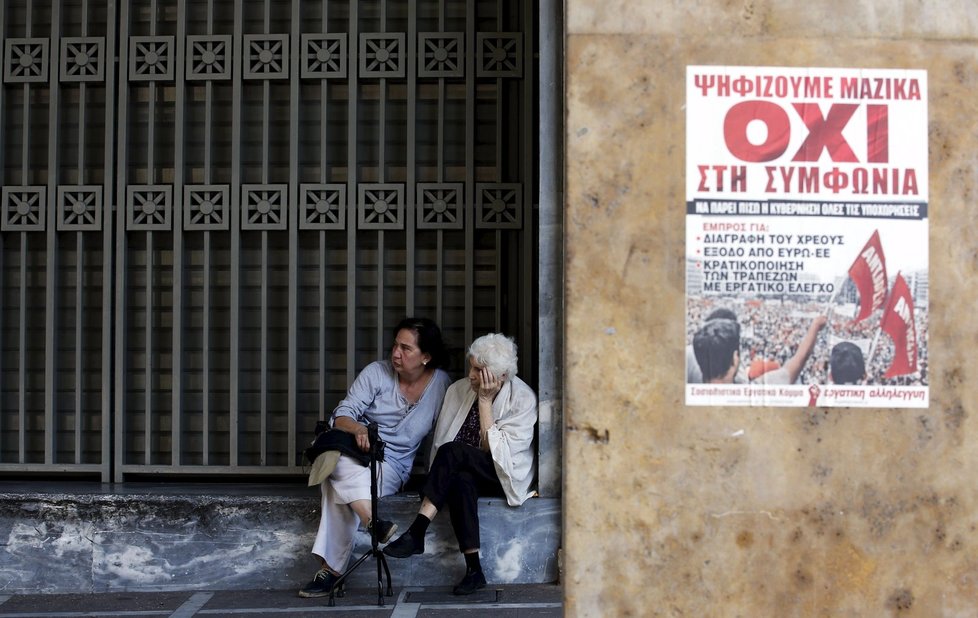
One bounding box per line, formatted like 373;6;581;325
383;531;424;558
367;518;398;544
452;568;487;595
298;567;340;598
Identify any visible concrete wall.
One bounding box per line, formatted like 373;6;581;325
563;2;978;616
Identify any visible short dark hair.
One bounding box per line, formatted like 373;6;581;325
830;342;865;384
705;308;738;323
693;318;740;382
393;317;448;369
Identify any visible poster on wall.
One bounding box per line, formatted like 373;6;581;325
685;66;928;407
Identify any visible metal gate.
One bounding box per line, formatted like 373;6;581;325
0;0;537;482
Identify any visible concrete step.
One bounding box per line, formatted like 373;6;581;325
0;482;560;594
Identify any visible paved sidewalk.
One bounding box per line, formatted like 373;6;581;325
0;584;562;617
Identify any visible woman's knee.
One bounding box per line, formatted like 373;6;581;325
432;441;469;469
448;468;479;494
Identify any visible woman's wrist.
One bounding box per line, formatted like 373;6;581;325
335;416;366;435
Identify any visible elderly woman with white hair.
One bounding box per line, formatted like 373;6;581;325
383;333;538;595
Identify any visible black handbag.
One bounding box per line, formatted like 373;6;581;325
303;423;371;467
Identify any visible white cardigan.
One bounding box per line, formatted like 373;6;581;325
429;376;538;506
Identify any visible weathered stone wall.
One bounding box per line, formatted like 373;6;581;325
564;2;977;616
0;486;558;593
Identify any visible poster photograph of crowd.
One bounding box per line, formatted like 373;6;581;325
684;66;928;407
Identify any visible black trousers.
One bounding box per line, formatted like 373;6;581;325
422;441;503;552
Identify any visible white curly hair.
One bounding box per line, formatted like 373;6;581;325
467;333;519;378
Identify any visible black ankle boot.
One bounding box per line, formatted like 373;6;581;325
383;531;424;558
452;568;487;595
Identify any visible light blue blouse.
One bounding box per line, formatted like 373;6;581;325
331;360;451;482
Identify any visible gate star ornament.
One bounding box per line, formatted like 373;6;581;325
129;36;174;81
2;186;46;231
4;38;49;83
60;37;105;82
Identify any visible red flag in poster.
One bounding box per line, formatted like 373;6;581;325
848;230;888;323
880;273;918;379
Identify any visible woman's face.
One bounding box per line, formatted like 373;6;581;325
467;357;502;392
467;358;484;392
391;328;430;376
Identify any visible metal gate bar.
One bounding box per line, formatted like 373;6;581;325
0;0;3;469
229;0;241;468
172;0;186;468
287;0;299;470
44;2;61;465
0;0;3;464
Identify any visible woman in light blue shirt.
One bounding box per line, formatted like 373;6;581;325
299;317;452;598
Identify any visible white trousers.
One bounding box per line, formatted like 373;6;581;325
311;454;403;570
